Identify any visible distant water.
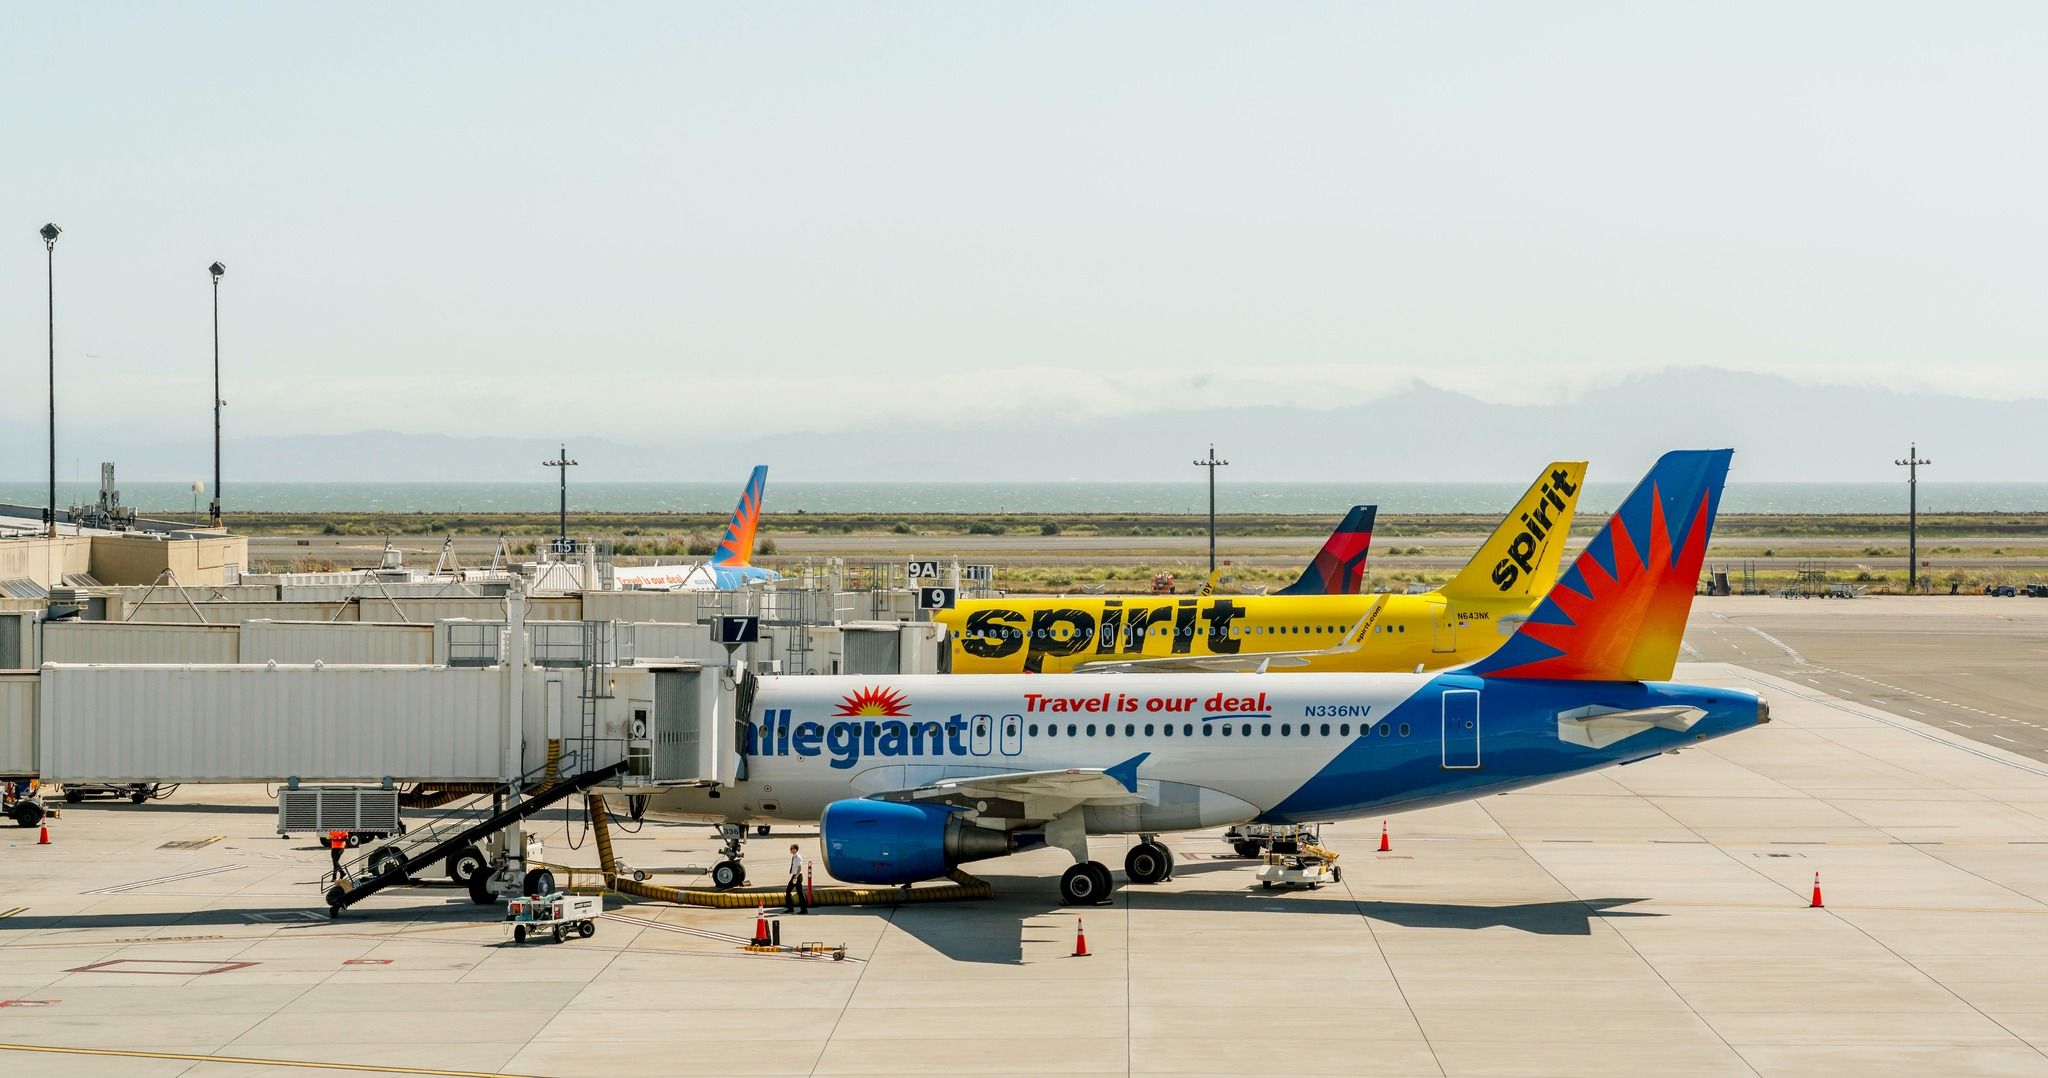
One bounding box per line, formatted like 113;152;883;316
2;481;2043;515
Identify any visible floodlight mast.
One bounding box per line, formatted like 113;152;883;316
1895;444;1932;593
544;445;579;551
1193;445;1229;575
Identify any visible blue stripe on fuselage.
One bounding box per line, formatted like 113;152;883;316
1261;673;1761;823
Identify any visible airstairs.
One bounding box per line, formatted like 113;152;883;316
323;758;628;917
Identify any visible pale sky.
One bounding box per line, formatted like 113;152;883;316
4;4;2045;463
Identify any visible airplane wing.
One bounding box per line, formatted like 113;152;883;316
1069;596;1388;674
874;753;1149;823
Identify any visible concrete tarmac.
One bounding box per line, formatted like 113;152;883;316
6;660;2048;1075
1687;595;2048;762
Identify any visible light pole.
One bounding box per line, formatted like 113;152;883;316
1192;445;1229;575
543;444;578;552
41;223;61;538
1895;444;1931;594
209;261;226;528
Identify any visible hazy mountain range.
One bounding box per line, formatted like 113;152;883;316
1;368;2028;484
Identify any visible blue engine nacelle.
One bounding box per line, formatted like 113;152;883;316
819;799;1014;885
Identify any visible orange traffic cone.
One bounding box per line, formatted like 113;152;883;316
1378;821;1391;853
752;904;771;945
37;823;51;845
1072;917;1090;957
1809;871;1824;909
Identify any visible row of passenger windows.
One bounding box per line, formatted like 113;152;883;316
982;624;1410;640
1027;721;1412;739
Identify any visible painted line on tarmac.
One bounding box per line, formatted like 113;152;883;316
1745;627;1806;665
83;865;240;895
607;911;752;945
1728;671;2048;781
0;1043;546;1077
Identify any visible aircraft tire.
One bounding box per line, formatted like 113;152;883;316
1124;842;1170;885
1232;841;1262;859
1086;861;1113;902
1060;863;1111;906
468;872;497;906
711;860;745;890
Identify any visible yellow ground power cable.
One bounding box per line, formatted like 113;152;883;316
586;793;994;908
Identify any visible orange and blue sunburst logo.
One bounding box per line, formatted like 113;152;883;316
1471;449;1731;684
834;686;910;717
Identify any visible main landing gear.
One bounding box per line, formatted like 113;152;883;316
1057;837;1174;906
1123;837;1174;886
1060;862;1113;906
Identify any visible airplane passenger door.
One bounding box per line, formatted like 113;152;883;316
1432;603;1458;654
970;713;993;756
1441;689;1480;769
999;713;1022;756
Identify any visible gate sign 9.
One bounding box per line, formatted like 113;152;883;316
906;560;941;580
917;586;958;610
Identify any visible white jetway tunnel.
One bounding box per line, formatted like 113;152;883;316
35;665;510;783
2;659;739;788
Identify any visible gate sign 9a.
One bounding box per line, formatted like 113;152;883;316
906;560;942;580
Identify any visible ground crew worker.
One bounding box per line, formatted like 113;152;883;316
328;830;348;880
784;843;809;914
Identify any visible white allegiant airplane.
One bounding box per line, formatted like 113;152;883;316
648;450;1766;905
610;466;780;591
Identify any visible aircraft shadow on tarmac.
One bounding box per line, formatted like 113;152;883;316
884;866;1660;966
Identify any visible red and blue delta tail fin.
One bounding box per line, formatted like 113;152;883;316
1468;450;1731;683
712;465;769;568
1275;505;1377;595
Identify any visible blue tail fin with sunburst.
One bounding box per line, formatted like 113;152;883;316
1467;450;1731;683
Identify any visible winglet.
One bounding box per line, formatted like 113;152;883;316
1104;752;1150;794
711;465;769;568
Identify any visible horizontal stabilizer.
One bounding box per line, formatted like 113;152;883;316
1556;704;1706;749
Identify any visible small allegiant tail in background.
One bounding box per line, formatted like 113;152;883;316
712;465;770;569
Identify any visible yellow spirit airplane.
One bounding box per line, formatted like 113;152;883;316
935;461;1587;674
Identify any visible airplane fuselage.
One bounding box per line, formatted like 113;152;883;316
644;672;1764;834
935;591;1540;674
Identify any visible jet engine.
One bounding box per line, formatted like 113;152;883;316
819;799;1013;885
